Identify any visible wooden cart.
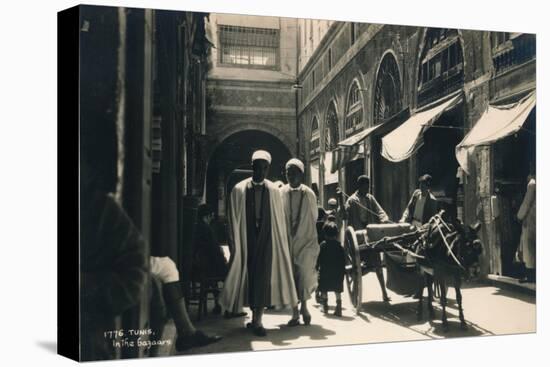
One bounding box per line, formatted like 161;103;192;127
343;223;427;314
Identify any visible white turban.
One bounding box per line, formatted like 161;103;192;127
251;150;272;164
285;158;304;173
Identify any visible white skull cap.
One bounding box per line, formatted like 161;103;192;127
251;150;272;164
285;158;304;173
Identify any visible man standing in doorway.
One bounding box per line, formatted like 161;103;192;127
220;150;297;337
281;159;320;326
340;175;391;302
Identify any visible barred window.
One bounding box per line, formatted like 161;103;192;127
493;32;511;48
219;25;279;68
345;82;363;137
310;118;320;156
420;30;462;86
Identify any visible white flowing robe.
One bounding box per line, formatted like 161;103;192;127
220;178;298;312
517;178;536;269
281;184;320;301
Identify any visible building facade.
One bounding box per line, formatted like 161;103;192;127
204;14;299;229
296;21;536;277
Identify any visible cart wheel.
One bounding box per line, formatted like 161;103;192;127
344;226;363;314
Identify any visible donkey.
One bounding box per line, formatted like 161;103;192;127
414;212;482;332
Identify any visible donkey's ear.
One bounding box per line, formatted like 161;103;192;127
469;221;481;233
472;239;483;254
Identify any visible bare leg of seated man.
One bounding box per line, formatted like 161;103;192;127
150;257;222;351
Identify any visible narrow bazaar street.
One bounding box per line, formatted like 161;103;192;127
68;6;539;363
156;271;535;356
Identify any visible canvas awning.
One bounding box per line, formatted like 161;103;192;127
456;91;536;174
338;124;382;147
310;159;319;185
330;144;365;173
323;151;339;184
381;93;463;162
327;123;385;173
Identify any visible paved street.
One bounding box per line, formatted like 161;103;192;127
157;271;535;357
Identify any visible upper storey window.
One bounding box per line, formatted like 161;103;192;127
345;82;363;137
417;28;464;107
491;32;536;74
219;25;279;69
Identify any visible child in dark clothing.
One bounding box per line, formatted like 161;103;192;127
316;220;346;317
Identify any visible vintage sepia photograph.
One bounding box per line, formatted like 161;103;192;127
62;3;536;362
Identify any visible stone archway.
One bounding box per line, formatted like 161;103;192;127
207;122;295;164
373;53;402;124
205;130;292;237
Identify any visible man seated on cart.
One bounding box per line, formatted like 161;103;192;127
400;174;438;228
338;175;392;303
399;174;440;299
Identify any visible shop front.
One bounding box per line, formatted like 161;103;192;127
456;91;536;277
381;92;464;220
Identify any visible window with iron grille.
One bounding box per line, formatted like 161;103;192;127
345;82;363;137
218;25;280;68
493;32;511;48
491;32;534;74
310;118;320;156
417;28;464;107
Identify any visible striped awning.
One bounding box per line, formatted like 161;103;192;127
330;144;365;174
338;124;382;147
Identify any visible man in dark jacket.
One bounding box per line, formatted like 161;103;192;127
192;204;229;314
400;174;439;227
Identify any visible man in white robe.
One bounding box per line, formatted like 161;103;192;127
220;150;298;336
517;174;536;283
281;158;320;326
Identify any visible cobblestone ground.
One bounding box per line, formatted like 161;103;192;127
155;271;535;357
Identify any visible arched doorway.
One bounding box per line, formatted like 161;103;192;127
325;101;340;151
309;116;321;196
374;54;402;123
323;101;340;206
205;130;292;243
372;52;407;221
343;80;366;194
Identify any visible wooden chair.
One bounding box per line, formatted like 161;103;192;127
196;275;224;321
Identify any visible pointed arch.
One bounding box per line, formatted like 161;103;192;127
310;115;320;156
344;79;364;137
373;52;402;124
